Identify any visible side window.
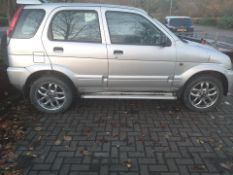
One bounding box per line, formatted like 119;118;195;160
49;10;101;43
106;12;168;46
13;10;45;39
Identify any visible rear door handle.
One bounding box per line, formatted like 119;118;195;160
53;47;64;53
113;50;124;55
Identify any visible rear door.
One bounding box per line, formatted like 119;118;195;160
42;6;108;92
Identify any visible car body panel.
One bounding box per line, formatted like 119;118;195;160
101;7;177;91
41;6;108;92
6;3;233;98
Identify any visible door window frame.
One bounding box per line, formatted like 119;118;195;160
105;10;172;46
47;9;103;44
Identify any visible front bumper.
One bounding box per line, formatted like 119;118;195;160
7;67;30;91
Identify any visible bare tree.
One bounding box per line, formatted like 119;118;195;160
7;0;17;22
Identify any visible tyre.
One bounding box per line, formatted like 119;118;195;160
182;75;224;112
29;76;74;113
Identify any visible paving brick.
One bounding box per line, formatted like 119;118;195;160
167;159;178;171
71;164;90;171
59;165;70;175
15;97;233;175
51;158;63;170
149;165;168;172
176;158;194;165
99;165;108;175
140;165;149;175
32;164;51;171
138;158;156;164
57;152;74;157
179;165;190;175
128;152;145;157
64;158;82;164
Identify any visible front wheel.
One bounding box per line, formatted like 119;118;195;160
182;75;224;112
29;76;74;113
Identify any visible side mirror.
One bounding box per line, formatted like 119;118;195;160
159;35;171;47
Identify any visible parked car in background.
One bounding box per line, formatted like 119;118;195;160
4;0;233;113
165;16;194;36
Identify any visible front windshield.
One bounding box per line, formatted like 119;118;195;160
169;18;192;27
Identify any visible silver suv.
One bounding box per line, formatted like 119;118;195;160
5;0;233;113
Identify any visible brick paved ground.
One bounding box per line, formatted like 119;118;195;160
16;96;233;175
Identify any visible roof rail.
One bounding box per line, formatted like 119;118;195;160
16;0;48;5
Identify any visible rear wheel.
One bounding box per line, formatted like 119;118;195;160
29;76;74;113
182;75;223;112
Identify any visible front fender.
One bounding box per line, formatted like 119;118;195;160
173;63;230;91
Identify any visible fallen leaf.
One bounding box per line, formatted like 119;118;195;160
215;144;223;151
98;138;108;144
4;172;14;175
6;151;18;161
164;133;172;139
64;135;72;141
54;139;62;145
80;149;91;156
192;165;207;171
34;127;42;131
210;115;215;119
26;152;37;158
196;139;204;144
123;159;133;169
220;161;233;170
224;101;231;105
174;107;181;112
84;128;92;134
168;111;173;114
160;123;168;129
112;134;119;138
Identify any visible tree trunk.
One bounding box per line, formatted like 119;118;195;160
7;0;17;23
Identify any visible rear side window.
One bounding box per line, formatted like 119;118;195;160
49;10;101;43
13;9;45;39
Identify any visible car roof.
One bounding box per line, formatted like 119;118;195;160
166;16;191;19
24;2;147;14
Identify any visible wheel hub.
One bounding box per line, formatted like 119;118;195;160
36;83;66;111
189;81;219;109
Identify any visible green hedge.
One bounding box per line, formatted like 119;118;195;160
0;16;8;27
197;17;217;26
194;16;233;29
217;16;233;29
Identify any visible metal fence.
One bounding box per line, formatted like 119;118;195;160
175;31;233;52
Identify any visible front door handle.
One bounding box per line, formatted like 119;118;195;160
53;47;64;53
113;50;124;55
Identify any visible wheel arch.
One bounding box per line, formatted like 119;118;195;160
24;70;77;97
178;70;228;97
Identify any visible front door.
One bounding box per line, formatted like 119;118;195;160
102;9;177;92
